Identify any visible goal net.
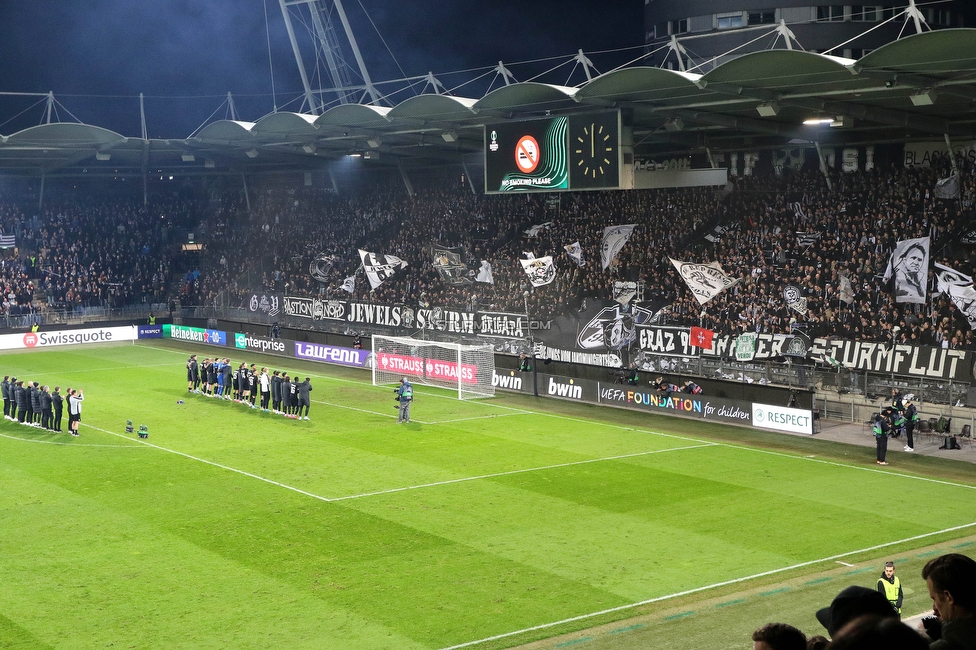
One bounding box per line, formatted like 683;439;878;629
371;335;495;399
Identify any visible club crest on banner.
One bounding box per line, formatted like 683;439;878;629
670;258;738;305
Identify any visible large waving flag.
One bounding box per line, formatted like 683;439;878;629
601;224;636;270
883;237;929;304
670;258;738;305
520;256;556;287
358;249;407;290
564;241;585;267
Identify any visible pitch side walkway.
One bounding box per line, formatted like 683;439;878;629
800;418;976;464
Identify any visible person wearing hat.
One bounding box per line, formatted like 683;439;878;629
872;413;891;465
903;397;918;452
816;585;899;638
877;561;903;616
395;377;413;424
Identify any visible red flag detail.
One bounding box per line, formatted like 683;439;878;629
690;326;715;350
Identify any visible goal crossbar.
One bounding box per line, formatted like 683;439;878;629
371;335;495;399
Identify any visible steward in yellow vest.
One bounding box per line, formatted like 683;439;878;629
877;561;903;615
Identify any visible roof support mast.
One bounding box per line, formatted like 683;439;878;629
279;0;381;110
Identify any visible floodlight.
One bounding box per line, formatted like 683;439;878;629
441;131;458;143
95;152;111;161
756;102;780;117
302;144;316;154
366;138;382;148
245;149;259;158
663;118;684;132
181;153;195;162
910;90;936;106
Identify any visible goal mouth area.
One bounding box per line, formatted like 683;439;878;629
371;335;496;400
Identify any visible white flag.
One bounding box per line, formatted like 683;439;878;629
358;249;407;290
883;237;929;304
670;258;738;305
524;222;551;237
520;256;556;287
936;263;976;328
564;241;585;267
476;261;494;284
601;224;636;270
838;273;854;304
612;281;638;305
339;276;356;293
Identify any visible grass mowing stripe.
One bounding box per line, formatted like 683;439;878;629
326;443;718;502
81;420;716;503
437;519;976;650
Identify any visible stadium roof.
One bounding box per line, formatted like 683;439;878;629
2;29;975;178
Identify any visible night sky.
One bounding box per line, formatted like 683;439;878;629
0;1;972;139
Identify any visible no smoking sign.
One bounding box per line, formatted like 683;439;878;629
514;135;540;173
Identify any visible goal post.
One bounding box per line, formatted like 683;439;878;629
371;335;495;399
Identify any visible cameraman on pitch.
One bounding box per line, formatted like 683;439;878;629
395;377;413;424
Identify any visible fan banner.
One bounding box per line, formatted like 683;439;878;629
359;249;408;290
564;241;585;267
247;293;281;317
339;276;356;294
837;273;854;304
520;256;556;287
734;333;758;361
601;224;636;270
882;237;929;304
431;245;471;286
523;222;551;237
670;258;738;305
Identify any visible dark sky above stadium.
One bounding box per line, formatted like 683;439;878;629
2;1;973;139
0;0;643;138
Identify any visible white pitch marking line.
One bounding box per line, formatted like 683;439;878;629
327;443;718;502
836;561;856;567
79;422;715;504
438;520;976;650
0;430;145;448
423;413;525;425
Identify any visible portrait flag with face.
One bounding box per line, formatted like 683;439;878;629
882;237;929;304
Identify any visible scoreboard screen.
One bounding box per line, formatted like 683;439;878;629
484;111;621;194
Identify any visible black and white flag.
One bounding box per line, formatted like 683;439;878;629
613;281;638;305
520;256;556;287
308;253;337;283
670;258;738;305
601;224;636;270
783;285;807;314
564;241;585;267
838;272;854;305
476;261;494;284
935;263;976;328
935;174;960;200
358;249;407;290
339;276;356;294
797;232;821;247
0;234;16;249
883;237;929;304
431;245;470;286
703;224;727;243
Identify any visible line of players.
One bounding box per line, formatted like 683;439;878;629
1;375;84;435
185;355;312;419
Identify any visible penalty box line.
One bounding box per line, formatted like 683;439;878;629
439;519;976;650
80;422;714;503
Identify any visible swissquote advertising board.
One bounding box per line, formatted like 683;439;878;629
0;326;137;350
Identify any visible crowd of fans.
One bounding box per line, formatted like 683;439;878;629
0;155;974;350
195;158;976;349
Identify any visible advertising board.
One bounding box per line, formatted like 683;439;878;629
294;342;372;368
0;326;137;351
163;324;227;347
751;403;814;435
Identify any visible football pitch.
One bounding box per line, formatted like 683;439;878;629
1;341;974;649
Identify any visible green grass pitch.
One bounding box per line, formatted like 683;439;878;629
1;341;974;649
